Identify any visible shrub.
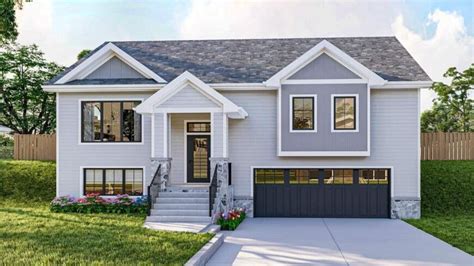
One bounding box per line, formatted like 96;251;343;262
50;193;148;215
217;208;246;230
0;160;55;201
421;161;474;215
0;135;13;159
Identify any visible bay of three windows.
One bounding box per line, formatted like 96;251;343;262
292;96;356;131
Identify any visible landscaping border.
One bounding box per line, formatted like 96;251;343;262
185;233;224;266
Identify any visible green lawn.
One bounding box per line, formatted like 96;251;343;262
0;200;213;265
405;214;474;255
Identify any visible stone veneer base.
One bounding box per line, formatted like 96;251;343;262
233;198;253;218
391;198;421;219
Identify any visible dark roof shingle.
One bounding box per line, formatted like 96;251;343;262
49;37;430;85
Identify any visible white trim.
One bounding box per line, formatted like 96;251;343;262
56;43;166;84
183;119;211;184
289;94;318;133
367;84;371;157
278;151;370;156
210;113;215;157
266;40;385;87
151;113;155;157
163;113;168;157
282;79;366;85
135;71;248;119
77;98;145;145
154;107;222;113
277;85;282;156
250;165;395;197
56;93;60;197
330;94;360;133
43;80;432;93
417;88;421;198
223;114;228;157
79;166;146;197
372;81;433;89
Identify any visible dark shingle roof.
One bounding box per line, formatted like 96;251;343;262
48;37;430;85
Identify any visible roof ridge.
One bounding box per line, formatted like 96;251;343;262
110;36;397;43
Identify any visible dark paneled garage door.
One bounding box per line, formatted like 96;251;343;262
254;168;390;218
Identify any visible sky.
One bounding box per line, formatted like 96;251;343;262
15;0;474;111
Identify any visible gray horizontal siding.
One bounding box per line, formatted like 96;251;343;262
160;85;220;108
222;89;419;198
288;53;360;80
85;57;144;79
56;92;152;197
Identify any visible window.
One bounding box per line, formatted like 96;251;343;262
187;122;211;133
333;96;356;130
291;95;316;132
255;169;284;184
81;101;142;142
359;169;389;184
84;168;143;195
289;169;319;184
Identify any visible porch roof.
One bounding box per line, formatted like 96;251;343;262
135;71;248;119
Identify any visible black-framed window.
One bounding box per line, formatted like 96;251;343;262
334;96;356;130
292;97;315;131
187;122;211;133
359;169;389;184
81;101;142;142
84;168;143;195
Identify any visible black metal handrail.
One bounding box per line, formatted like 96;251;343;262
147;165;161;216
209;166;218;217
228;163;232;186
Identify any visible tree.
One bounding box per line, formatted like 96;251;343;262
0;0;18;42
421;65;474;132
0;42;63;134
77;49;91;60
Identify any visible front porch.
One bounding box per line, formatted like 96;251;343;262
135;71;247;223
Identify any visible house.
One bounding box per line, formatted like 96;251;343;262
43;37;431;222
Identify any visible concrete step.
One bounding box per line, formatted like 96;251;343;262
150;209;209;216
146;215;211;223
159;192;208;198
156;197;209;204
154;203;208;210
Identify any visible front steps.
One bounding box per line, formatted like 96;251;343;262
146;186;211;223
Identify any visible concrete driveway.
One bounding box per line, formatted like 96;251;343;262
207;218;472;266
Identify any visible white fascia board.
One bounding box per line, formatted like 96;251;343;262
372;81;433;89
55;42;166;84
42;84;161;92
278;151;370;157
266;40;386;87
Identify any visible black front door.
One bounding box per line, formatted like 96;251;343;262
187;135;211;183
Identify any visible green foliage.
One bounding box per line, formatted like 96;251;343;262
420;161;474;215
422;65;474;132
50;194;149;215
217;209;246;230
0;160;55;201
406;215;474;255
77;49;91;60
0;200;213;265
0;0;18;42
0;134;13;146
0;43;64;133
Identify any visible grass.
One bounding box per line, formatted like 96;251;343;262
0;200;213;265
404;160;474;256
406;214;474;255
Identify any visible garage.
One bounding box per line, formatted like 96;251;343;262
253;168;390;218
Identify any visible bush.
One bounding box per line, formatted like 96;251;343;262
0;160;56;201
421;161;474;215
217;208;246;230
50;193;148;215
0;135;13;159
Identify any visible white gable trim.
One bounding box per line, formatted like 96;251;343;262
265;40;386;87
135;71;248;119
55;43;166;84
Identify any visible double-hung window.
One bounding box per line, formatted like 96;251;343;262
81;101;142;142
290;95;317;132
332;95;358;131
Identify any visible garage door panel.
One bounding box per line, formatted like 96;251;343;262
254;168;390;218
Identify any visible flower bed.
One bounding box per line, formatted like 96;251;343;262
217;208;246;230
50;193;148;214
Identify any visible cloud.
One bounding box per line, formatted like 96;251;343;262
392;9;474;110
180;0;403;39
